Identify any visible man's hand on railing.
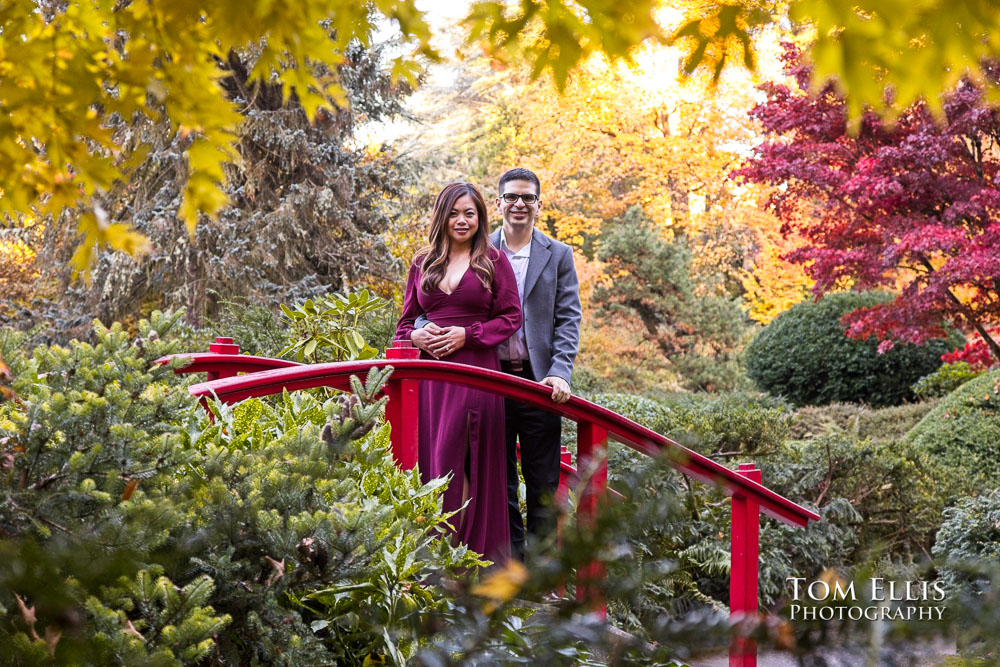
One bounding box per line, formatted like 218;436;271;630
541;375;571;403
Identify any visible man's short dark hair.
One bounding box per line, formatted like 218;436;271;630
499;168;540;196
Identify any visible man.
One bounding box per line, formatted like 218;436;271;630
413;168;582;559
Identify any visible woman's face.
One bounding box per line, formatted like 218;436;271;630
447;194;479;247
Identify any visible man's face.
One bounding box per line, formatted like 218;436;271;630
496;179;541;231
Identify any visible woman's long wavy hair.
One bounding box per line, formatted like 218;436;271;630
417;182;496;294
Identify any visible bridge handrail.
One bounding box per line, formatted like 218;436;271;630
159;351;603;494
164;352;301;375
176;357;817;528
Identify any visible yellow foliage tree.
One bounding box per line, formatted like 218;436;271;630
671;0;1000;118
0;225;42;317
0;0;666;275
739;207;814;324
0;0;436;274
461;55;763;253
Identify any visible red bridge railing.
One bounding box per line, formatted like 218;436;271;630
160;337;819;666
163;340;591;497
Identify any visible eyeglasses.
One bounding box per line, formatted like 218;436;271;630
500;193;539;205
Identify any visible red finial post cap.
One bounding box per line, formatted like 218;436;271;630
209;337;240;355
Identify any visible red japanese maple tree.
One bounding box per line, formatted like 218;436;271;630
733;46;1000;361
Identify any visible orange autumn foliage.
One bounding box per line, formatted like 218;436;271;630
0;233;40;317
574;256;681;391
463;54;765;253
739;206;813;324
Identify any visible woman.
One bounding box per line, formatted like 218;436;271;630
395;182;522;562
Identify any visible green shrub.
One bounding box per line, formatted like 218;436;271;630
279;289;390;363
589;394;676;435
912;361;984;400
905;369;1000;499
789;401;938;441
788;402;870;440
745;291;960;407
763;434;945;558
855;402;940;440
857;402;940;440
209;298;289;357
663;391;793;456
591;391;792;456
0;315;480;664
933;490;1000;594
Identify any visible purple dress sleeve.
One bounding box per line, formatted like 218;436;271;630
464;250;522;349
395;260;422;342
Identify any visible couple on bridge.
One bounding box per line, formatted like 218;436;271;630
395;168;582;564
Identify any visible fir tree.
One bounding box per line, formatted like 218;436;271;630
593;206;749;391
22;42;416;332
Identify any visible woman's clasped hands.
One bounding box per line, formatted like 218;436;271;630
411;322;466;359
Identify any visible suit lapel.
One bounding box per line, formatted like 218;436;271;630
523;229;551;300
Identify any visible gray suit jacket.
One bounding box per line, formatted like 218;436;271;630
491;228;581;383
414;228;582;383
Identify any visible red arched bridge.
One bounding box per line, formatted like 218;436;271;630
160;337;819;667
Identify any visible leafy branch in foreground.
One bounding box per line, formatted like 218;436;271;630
464;0;665;90
1;0;670;277
0;0;435;274
279;290;390;363
669;1;1000;118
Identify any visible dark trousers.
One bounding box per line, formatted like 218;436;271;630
503;362;563;560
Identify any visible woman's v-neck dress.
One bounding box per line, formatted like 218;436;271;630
395;249;522;562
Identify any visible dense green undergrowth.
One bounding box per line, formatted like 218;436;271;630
590;379;1000;647
2;298;999;664
0;314;481;664
0;312;746;665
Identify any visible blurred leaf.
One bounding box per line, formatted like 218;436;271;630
464;0;665;91
471;559;528;603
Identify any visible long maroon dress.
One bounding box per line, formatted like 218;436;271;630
395;249;522;562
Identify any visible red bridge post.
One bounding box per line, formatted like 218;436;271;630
556;447;572;516
554;446;573;598
730;463;761;667
576;420;608;617
206;337;240;381
384;341;420;469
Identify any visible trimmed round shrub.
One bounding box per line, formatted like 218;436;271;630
905;369;1000;498
745;291;959;407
